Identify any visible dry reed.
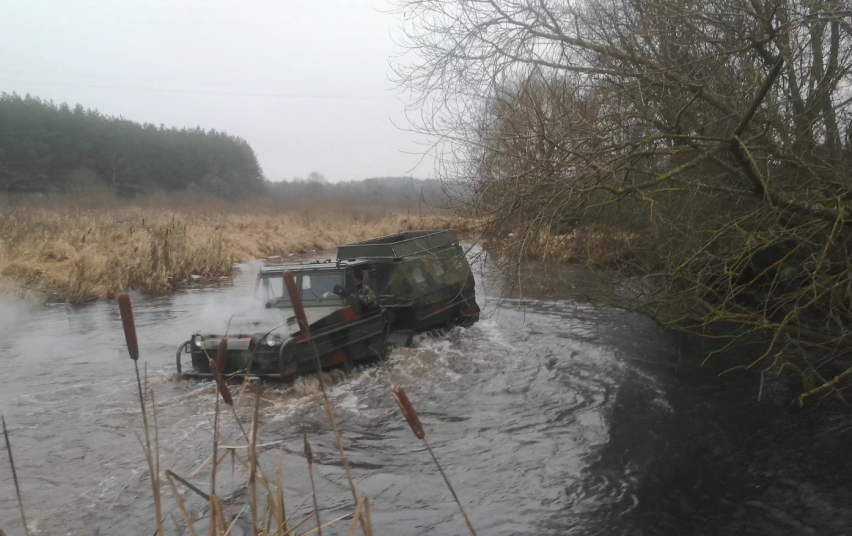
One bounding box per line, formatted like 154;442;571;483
492;225;646;268
284;269;371;536
249;384;262;536
393;386;478;536
118;294;165;536
117;293;164;536
146;327;362;535
303;432;322;536
213;338;234;406
0;196;466;302
129;269;378;536
2;414;30;536
110;264;484;535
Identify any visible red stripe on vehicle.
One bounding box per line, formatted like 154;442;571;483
331;350;347;365
295;335;307;343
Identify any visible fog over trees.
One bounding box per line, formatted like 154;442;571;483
266;173;446;208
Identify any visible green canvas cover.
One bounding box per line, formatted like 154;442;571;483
336;230;457;259
383;246;473;306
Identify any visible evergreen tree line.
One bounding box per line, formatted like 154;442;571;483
0;92;264;198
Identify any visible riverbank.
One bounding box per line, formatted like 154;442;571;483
0;194;463;302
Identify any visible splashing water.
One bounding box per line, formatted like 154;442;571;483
0;263;850;535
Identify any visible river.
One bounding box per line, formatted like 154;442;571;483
0;256;850;535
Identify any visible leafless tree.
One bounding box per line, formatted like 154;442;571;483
393;0;852;403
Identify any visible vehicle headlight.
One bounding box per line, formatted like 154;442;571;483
266;336;277;347
193;335;204;347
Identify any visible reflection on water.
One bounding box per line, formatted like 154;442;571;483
0;257;850;535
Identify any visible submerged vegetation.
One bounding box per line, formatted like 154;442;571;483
0;193;460;302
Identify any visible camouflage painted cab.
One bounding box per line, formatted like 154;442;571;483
338;230;480;340
176;260;389;380
176;229;477;380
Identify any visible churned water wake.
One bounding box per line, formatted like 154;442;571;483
1;265;851;535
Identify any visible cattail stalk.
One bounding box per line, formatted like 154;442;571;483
303;431;323;536
2;414;30;536
276;446;288;533
345;496;370;536
117;293;164;536
249;384;263;536
151;389;160;493
207;335;231;536
207;372;224;536
393;386;478;536
283;271;363;516
263;493;273;534
211;494;228;534
213;337;233;406
166;469;210;501
229;450;236;526
210;386;220;536
166;472;199;536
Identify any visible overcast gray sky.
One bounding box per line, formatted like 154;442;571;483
0;0;426;182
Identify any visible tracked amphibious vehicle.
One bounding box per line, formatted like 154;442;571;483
176;230;479;380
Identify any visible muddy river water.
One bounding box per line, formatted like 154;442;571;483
0;257;850;535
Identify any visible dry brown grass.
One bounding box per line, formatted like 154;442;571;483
539;226;643;267
0;192;462;302
489;225;648;269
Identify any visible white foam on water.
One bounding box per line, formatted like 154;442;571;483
333;391;361;412
270;405;298;421
442;368;462;381
476;318;510;346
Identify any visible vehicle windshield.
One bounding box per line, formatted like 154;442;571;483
260;275;290;305
259;271;345;306
300;273;344;302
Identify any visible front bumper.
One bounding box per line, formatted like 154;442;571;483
176;336;298;380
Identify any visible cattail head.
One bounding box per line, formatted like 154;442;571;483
116;293;139;361
283;270;311;337
216;336;228;371
210;337;233;405
210;361;233;405
303;431;313;465
392;386;425;439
